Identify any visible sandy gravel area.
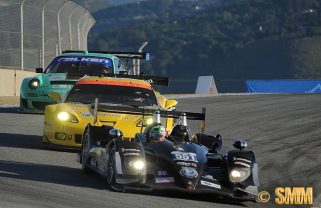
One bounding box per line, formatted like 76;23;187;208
0;96;20;105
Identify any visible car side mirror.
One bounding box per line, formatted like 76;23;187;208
165;99;177;109
109;129;123;139
233;140;247;151
49;91;62;103
36;68;43;73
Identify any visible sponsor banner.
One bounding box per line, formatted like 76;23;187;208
246;80;321;93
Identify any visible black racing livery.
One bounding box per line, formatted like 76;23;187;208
77;105;260;203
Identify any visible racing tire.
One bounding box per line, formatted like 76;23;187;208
107;146;116;185
82;130;93;174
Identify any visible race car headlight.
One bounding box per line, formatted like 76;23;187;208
28;78;40;90
136;117;153;127
229;168;251;183
57;111;79;123
129;160;145;170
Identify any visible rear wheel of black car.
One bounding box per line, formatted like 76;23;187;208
82;130;92;174
107;146;116;185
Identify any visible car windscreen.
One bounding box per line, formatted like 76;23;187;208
65;84;158;107
44;56;113;74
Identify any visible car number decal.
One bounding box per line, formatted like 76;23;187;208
171;151;198;162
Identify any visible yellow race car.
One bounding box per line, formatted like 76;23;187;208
43;73;178;150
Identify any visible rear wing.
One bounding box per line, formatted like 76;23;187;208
91;104;205;120
62;50;150;60
91;100;206;133
66;72;169;86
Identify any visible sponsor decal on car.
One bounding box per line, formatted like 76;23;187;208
98;113;136;120
122;153;139;156
233;157;251;163
91;158;96;166
176;162;197;167
82;113;93;117
202;175;218;181
180;167;198;178
52;85;65;88
57;57;110;64
233;161;250;167
76;80;152;90
121;148;140;156
171;151;198;162
200;180;221;189
49;75;66;80
158;171;167;176
121;148;140;152
155;177;174;183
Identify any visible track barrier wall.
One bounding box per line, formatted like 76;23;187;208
0;69;36;96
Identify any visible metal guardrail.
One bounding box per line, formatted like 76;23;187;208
0;0;95;71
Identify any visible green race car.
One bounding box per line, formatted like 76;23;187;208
19;50;149;113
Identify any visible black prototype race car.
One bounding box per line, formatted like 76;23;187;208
77;104;260;202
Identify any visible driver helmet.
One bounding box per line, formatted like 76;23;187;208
100;64;111;73
149;124;168;143
132;91;142;101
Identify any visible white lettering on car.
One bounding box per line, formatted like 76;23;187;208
171;151;198;162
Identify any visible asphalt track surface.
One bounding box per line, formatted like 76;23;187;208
0;93;320;208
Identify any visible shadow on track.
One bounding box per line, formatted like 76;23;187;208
0;159;108;190
0;133;43;150
0;107;20;114
0;133;80;153
125;189;248;207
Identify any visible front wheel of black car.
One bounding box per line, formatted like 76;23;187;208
82;130;92;174
107;146;116;185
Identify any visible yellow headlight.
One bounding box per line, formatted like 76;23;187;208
58;112;69;121
136;117;153;127
146;118;153;125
